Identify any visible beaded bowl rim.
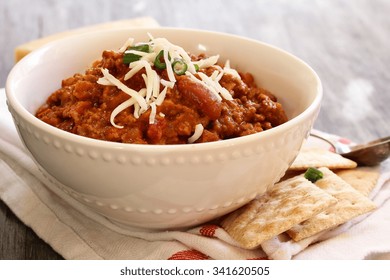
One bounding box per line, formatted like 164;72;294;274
6;27;322;153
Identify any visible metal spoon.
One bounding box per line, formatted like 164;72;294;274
310;132;390;166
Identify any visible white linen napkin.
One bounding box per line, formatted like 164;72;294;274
1;87;390;260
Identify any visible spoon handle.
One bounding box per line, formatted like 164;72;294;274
309;132;338;151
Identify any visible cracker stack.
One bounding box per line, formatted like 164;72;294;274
221;148;378;250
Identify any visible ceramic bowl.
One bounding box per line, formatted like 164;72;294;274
6;28;322;230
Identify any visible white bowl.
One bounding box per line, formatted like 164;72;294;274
5;27;322;230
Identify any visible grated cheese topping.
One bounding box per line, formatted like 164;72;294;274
97;34;244;142
187;124;204;144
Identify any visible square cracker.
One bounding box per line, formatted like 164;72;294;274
336;167;380;197
289;148;357;170
287;167;376;241
221;176;337;249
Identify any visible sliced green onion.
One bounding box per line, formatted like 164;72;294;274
304;167;324;183
130;44;150;53
123;53;142;64
194;64;200;72
172;59;188;75
154;50;167;69
123;44;150;64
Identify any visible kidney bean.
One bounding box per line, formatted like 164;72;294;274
176;77;222;120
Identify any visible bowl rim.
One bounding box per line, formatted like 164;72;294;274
6;27;323;153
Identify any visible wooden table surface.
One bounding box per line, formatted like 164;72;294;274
1;0;389;260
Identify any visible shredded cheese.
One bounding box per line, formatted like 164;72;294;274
188;124;204;144
160;79;175;88
124;62;145;80
149;102;157;124
110;98;136;129
223;59;241;79
155;86;168;106
196;55;220;69
98;35;244;132
98;68;147;110
152;71;160;98
163;47;176;83
118;37;134;53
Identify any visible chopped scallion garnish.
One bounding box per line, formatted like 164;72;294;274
304;167;324;183
123;53;142;64
172;59;188;75
131;44;150;53
154;50;167;70
123;44;150;64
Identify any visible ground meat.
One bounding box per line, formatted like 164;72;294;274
36;50;288;144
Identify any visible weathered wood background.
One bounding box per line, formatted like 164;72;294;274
1;0;389;259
